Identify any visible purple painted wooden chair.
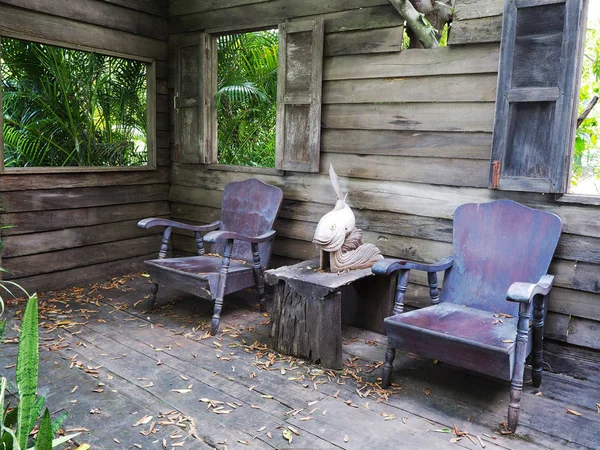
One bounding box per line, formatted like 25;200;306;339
372;200;562;432
138;179;283;335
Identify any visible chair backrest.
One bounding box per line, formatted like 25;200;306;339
440;200;562;316
216;178;283;266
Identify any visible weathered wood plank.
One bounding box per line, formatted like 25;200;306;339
0;0;168;40
545;312;569;341
322;129;492;159
103;0;167;17
449;15;503;45
323;44;500;80
169;165;600;240
2;184;169;213
2;201;170;235
322;103;496;132
454;0;504;20
572;262;600;293
4;235;160;279
556;234;600;264
2;218;164;258
0;167;169;191
323;74;497;103
170;0;270;16
12;253;153;293
170;0;389;33
322;153;489;187
549;288;600;322
567;317;600;349
170;164;600;241
291;5;403;33
0;4;168;61
324;26;403;56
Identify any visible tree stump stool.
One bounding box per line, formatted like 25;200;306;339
266;258;397;369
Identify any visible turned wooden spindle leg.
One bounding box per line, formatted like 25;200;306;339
393;270;410;315
195;231;205;256
427;271;440;305
158;227;172;259
531;295;546;388
382;346;396;388
211;239;233;335
251;243;266;312
508;301;532;433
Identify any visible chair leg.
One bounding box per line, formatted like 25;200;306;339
211;239;233;336
508;301;532;433
532;295;546;388
382;346;396;388
251;243;266;313
145;283;159;310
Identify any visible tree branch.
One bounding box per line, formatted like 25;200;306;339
389;0;440;48
577;95;599;128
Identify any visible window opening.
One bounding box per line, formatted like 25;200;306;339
572;2;600;195
1;37;149;168
216;30;278;168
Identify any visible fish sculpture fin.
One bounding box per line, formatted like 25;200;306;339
329;162;344;202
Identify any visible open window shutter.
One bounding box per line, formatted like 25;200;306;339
174;33;217;164
276;19;324;172
490;0;587;193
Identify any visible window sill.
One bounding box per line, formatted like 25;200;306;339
207;164;284;176
1;165;157;175
555;193;600;206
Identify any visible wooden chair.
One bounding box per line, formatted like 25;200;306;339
138;179;283;335
372;200;562;432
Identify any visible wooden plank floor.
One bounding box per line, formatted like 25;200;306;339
0;273;599;450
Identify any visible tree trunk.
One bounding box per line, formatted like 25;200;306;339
389;0;454;49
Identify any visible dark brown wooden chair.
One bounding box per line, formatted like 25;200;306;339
372;200;562;432
138;179;283;335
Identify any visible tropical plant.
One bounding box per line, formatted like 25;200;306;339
216;30;278;168
573;15;600;192
1;37;147;168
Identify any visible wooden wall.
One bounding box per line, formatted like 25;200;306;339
0;0;170;293
168;0;600;350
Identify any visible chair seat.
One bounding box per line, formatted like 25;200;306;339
384;303;523;380
145;256;256;299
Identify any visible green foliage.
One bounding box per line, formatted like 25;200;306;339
574;18;600;191
217;31;278;168
0;294;78;449
1;38;148;168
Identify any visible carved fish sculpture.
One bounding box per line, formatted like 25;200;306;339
312;164;355;251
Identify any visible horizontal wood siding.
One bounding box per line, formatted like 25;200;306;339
168;0;600;350
0;0;170;292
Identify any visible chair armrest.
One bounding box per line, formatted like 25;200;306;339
137;218;221;232
372;256;454;276
506;275;554;304
203;230;276;244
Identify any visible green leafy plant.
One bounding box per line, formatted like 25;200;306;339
0;293;78;449
1;37;148;168
573;15;600;192
216;30;278;168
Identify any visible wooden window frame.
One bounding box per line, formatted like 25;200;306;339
202;20;324;173
0;34;157;174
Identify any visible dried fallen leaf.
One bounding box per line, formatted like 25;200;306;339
71;385;78;394
288;426;300;436
75;445;91;450
423;388;431;396
596;403;600;414
282;428;293;444
502;339;514;344
113;438;120;444
237;440;249;445
535;392;543;397
257;426;266;432
132;415;153;427
566;408;582;416
344;435;349;443
171;389;192;394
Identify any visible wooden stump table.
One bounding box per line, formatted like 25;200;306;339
266;258;397;369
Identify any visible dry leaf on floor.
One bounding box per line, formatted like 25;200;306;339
344;435;349;443
282;429;293;444
596;403;600;414
566;409;582;416
423;388;431;396
501;339;514;344
171;389;192;394
71;385;78;394
535;392;543;397
132;415;153;427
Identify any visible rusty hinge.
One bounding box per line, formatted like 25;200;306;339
491;160;501;189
